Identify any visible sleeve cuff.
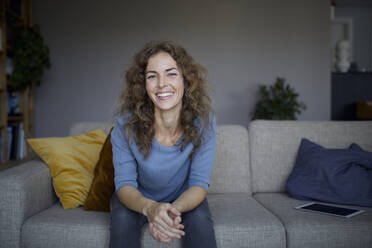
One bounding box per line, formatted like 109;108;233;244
188;180;209;191
115;181;138;194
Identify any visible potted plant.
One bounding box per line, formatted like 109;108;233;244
251;77;306;120
7;24;51;93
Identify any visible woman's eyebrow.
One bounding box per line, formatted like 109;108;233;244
145;67;177;74
165;67;177;72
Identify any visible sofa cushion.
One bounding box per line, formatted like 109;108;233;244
21;203;110;248
254;192;372;248
208;193;285;248
22;193;285;248
249;120;372;193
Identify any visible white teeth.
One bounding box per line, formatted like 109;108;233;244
156;92;173;97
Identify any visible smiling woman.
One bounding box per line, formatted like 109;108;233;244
117;41;212;158
110;41;217;248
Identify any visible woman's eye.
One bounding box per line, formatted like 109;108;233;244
147;75;156;79
168;73;177;77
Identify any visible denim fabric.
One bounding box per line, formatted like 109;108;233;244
110;194;217;248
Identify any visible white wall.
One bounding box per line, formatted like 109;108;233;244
335;6;372;71
33;0;331;137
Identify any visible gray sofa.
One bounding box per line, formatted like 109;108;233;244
1;120;372;248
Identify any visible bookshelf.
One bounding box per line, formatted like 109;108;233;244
0;0;34;165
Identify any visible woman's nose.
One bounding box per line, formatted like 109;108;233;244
158;75;166;88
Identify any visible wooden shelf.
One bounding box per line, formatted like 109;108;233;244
0;0;33;165
8;115;23;122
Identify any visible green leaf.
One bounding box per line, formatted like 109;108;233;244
7;24;51;93
251;77;306;120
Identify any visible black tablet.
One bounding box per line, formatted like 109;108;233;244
294;202;365;218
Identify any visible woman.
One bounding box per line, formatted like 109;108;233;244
110;41;217;248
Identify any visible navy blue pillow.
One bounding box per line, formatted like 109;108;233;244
286;138;372;207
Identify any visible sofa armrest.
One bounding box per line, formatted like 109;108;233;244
0;159;57;248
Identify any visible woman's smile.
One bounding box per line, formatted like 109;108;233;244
156;91;174;101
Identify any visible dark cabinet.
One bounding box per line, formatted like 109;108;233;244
331;73;372;120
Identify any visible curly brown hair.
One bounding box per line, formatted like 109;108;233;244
114;41;213;159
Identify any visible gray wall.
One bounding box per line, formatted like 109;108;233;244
33;0;330;137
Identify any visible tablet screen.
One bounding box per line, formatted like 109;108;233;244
301;203;359;216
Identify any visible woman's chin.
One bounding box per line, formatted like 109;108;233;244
154;101;182;113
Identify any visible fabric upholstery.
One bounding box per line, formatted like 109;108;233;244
208;194;285;248
84;128;115;212
3;120;372;248
249;120;372;193
208;125;251;194
254;192;372;248
69;122;113;136
27;129;107;209
21;193;285;248
22;203;110;248
0;160;57;248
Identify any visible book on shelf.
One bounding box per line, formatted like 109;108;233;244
0;136;3;162
9;122;19;160
17;123;26;159
7;126;12;160
0;122;26;162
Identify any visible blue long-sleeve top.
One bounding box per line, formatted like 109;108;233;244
111;115;216;203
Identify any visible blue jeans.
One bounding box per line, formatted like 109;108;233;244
110;193;217;248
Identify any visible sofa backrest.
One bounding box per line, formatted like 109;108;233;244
249;120;372;194
69;122;113;136
69;123;251;194
209;125;251;194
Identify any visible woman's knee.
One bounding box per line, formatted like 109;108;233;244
183;199;214;228
181;199;217;248
110;194;144;230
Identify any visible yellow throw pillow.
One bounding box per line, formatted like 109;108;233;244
27;129;107;209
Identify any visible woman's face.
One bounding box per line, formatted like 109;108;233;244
145;52;184;113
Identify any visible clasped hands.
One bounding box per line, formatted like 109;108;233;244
146;202;185;243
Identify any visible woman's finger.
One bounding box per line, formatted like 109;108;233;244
150;203;176;227
150;223;171;243
154;220;183;239
174;216;183;228
169;207;181;217
156;212;184;235
160;208;177;227
149;223;161;242
149;203;184;237
153;224;172;243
